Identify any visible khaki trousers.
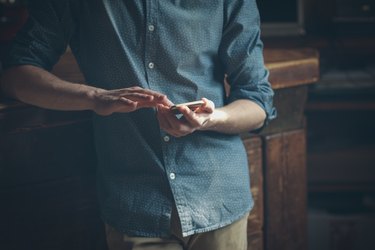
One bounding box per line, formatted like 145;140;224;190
105;210;249;250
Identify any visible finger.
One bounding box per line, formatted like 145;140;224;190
198;98;214;113
119;97;138;110
154;94;174;106
178;106;201;127
164;108;194;135
156;105;173;130
157;104;196;136
120;92;154;101
159;105;186;134
132;92;173;107
112;87;165;100
164;108;183;130
122;93;169;109
127;88;173;106
158;116;185;137
120;94;156;107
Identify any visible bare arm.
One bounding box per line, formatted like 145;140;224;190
156;98;266;137
1;65;171;115
201;99;266;133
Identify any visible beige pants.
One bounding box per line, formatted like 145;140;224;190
105;210;249;250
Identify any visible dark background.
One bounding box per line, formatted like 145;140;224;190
256;0;298;22
260;0;375;249
1;0;375;250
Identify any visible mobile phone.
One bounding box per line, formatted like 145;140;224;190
170;100;204;114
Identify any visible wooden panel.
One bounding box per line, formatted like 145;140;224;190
260;86;308;135
0;104;91;134
0;120;96;185
306;107;375;192
264;48;319;89
243;136;264;250
263;130;307;250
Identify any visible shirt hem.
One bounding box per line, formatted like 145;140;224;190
181;202;254;237
101;214;171;238
100;201;254;238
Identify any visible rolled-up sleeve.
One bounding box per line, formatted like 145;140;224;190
4;0;75;71
219;0;277;126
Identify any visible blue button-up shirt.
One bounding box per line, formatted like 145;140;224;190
6;0;276;237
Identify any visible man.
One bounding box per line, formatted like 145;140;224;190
1;0;276;249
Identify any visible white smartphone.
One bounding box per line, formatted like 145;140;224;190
170;100;204;114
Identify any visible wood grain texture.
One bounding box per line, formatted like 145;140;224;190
0;121;96;185
264;48;319;89
263;130;307;250
261;86;308;135
243;136;264;250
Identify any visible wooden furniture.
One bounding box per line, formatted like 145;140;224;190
306;74;375;193
259;0;374;248
245;48;319;250
0;48;319;250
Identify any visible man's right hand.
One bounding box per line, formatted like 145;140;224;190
91;86;172;116
0;65;172;115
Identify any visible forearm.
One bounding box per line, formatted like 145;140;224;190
0;65;99;111
203;99;266;134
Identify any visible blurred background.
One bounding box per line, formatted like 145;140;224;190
257;0;375;249
1;0;374;250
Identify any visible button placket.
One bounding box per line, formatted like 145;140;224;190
163;135;170;142
148;24;155;32
144;1;157;87
169;173;176;180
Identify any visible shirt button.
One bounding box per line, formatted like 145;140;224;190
169;173;176;180
163;135;170;142
148;62;154;69
148;24;155;32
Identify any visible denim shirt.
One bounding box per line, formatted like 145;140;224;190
6;0;276;237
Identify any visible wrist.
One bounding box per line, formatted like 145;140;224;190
86;86;105;112
200;109;228;131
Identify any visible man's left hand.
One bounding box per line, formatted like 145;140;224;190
156;98;215;137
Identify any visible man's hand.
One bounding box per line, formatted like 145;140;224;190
156;98;215;137
0;65;172;116
157;98;267;137
92;86;172;116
